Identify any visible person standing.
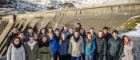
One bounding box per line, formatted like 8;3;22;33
24;36;39;60
121;35;135;60
48;32;59;60
6;27;19;47
84;32;96;60
38;36;52;60
25;27;34;42
96;31;107;60
7;37;25;60
107;30;122;60
59;32;69;60
69;31;83;60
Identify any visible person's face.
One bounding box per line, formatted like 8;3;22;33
90;29;94;33
112;32;118;37
55;30;60;36
98;32;103;38
41;29;45;33
42;37;47;43
34;34;38;40
14;38;20;45
74;32;80;38
61;33;66;40
76;24;80;28
28;29;33;33
124;37;129;42
29;37;34;43
12;28;18;33
87;34;92;40
64;26;68;31
18;33;24;39
103;29;108;33
48;33;54;39
48;28;53;32
69;28;74;34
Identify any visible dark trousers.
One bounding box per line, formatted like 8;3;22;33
82;53;85;60
107;54;118;60
59;55;69;60
96;53;104;60
53;54;57;60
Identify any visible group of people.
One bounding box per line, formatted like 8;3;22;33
6;23;135;60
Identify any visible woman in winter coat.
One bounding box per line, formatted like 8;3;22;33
84;32;96;60
96;31;107;60
24;36;39;60
7;37;25;60
69;31;84;60
121;35;135;60
59;32;69;60
38;36;52;60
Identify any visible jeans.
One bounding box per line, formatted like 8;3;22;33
71;56;81;60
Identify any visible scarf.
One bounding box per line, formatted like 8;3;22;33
28;41;36;50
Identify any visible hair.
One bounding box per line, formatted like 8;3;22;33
103;26;109;30
55;28;60;31
47;27;54;34
64;24;69;27
12;37;22;44
28;27;33;30
38;36;49;48
39;28;46;36
112;30;119;34
86;32;92;44
29;36;34;38
122;35;130;41
60;32;66;40
86;32;91;35
90;27;94;29
75;23;81;28
18;32;24;36
69;27;74;29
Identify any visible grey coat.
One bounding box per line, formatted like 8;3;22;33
121;41;135;60
7;44;25;60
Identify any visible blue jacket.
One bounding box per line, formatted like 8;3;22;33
49;37;59;55
59;39;69;55
84;38;96;56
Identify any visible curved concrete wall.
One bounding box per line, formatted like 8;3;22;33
7;2;140;31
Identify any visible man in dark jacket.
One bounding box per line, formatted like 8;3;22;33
103;27;112;43
107;30;122;60
96;31;107;60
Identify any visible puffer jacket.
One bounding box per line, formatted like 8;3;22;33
49;37;59;56
96;37;107;55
